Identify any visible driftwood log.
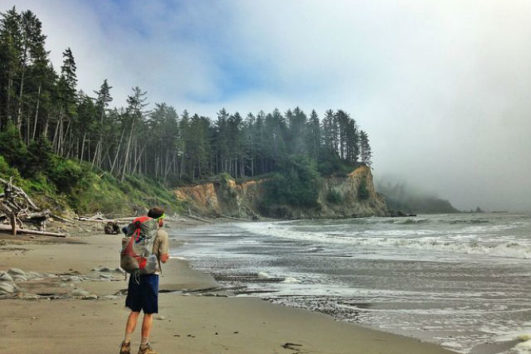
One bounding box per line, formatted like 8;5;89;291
0;177;53;235
0;225;66;237
77;215;135;223
0;177;38;209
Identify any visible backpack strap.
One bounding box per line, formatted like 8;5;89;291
132;216;151;242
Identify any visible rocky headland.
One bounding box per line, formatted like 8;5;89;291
175;165;388;219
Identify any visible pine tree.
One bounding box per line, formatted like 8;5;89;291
306;110;320;160
359;130;372;166
93;79;112;167
0;7;21;128
53;47;77;156
121;86;147;180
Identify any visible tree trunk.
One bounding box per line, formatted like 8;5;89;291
121;121;135;181
179;153;184;179
133;144;146;175
32;83;42;140
80;133;86;160
10;213;17;236
16;63;26;137
92;141;100;167
95;109;105;167
42;114;49;139
52;112;62;153
5;76;13;125
110;128;125;175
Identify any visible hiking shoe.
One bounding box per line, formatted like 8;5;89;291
119;341;131;354
138;343;157;354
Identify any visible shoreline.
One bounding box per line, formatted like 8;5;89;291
0;217;455;353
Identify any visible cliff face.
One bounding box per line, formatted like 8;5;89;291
316;165;388;218
174;165;388;219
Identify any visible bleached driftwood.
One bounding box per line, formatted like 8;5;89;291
77;211;136;222
50;214;75;224
0;224;67;237
0;178;50;233
0;177;38;210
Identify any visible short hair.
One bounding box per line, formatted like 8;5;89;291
148;207;165;219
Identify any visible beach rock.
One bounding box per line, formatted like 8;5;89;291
92;266;118;273
62;275;82;282
8;268;26;276
19;293;40;300
0;282;16;294
12;275;27;282
102;295;118;300
0;271;13;282
99;273;113;279
82;294;98;300
26;271;41;279
71;289;90;297
155;315;166;320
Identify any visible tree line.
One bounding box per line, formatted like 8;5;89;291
0;7;372;186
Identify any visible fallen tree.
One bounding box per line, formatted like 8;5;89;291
0;225;67;238
0;177;53;235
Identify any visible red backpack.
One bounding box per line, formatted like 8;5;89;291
120;216;159;274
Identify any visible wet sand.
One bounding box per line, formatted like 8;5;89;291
0;219;455;354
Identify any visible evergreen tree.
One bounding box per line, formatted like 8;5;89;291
306;110;320;160
93;79;112;167
359;130;372;166
0;7;21;127
121;86;147;180
0;8;377;191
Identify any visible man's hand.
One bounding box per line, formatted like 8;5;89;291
160;253;169;263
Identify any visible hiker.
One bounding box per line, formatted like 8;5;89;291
120;207;169;354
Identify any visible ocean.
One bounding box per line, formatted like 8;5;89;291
171;213;531;353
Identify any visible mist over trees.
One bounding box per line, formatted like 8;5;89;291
0;7;372;188
376;180;458;214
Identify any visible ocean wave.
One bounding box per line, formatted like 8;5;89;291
392;218;430;225
237;222;531;259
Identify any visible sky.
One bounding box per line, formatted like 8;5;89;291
4;0;531;212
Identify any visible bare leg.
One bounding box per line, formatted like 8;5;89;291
125;311;140;340
141;313;154;341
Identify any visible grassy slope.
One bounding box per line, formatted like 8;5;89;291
0;155;181;217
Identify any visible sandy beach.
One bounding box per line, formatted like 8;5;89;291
0;219;455;354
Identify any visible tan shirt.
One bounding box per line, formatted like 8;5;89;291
152;229;169;273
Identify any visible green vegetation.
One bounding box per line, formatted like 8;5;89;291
0;7;375;214
0;154;180;216
326;188;343;204
261;157;321;215
358;176;370;200
0;125;179;215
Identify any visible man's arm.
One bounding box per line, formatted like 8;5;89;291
156;229;170;263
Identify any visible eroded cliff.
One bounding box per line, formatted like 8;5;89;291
174;165;387;219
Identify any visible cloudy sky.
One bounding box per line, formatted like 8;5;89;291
4;0;531;211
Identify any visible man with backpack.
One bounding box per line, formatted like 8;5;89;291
119;207;169;354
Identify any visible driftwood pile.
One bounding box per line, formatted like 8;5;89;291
0;177;66;237
76;213;134;235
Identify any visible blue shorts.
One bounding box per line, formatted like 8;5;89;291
125;273;159;314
